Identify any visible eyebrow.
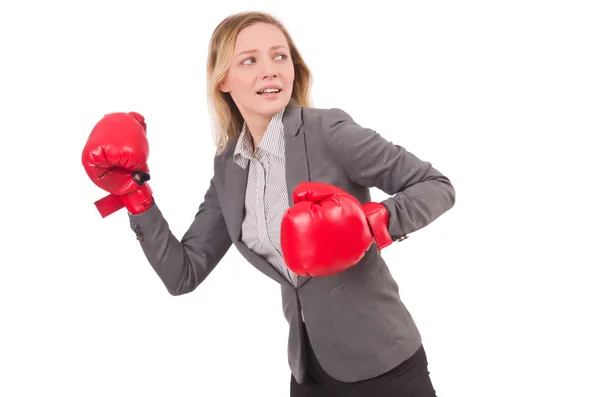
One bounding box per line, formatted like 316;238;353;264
235;45;288;57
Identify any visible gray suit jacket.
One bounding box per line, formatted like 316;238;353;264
128;100;456;384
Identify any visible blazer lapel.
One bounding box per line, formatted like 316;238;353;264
282;102;312;289
282;102;309;203
224;158;247;243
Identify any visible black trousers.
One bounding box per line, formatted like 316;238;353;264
290;323;438;397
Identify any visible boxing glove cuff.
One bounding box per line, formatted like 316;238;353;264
121;184;154;215
362;202;393;250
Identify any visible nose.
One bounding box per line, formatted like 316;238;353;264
260;60;278;79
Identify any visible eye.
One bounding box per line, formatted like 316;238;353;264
241;54;288;65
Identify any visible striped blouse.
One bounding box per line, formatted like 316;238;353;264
233;110;299;286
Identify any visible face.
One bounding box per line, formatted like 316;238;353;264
219;23;295;124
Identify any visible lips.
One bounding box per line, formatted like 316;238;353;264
256;85;282;95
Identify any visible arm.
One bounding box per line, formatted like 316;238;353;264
320;108;456;240
128;176;232;296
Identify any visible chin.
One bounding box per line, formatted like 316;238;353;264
246;89;292;116
260;98;290;114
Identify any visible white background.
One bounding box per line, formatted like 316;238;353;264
1;0;598;396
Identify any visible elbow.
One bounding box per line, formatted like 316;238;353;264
164;252;205;296
167;286;183;296
444;177;456;206
165;271;202;297
438;175;456;210
421;170;455;213
166;281;196;297
161;270;191;296
420;162;456;211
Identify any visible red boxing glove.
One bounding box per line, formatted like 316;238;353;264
280;181;393;277
82;111;154;217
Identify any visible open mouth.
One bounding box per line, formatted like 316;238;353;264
256;88;282;95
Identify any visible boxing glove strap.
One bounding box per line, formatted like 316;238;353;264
362;202;393;250
94;184;153;218
94;193;125;218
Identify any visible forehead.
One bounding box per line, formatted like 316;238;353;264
234;23;289;52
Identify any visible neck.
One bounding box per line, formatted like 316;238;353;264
245;116;271;151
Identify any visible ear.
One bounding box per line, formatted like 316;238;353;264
217;80;230;93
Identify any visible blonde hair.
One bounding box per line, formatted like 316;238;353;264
206;11;313;154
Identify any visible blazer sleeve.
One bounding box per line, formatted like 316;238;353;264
320;107;456;240
127;176;232;295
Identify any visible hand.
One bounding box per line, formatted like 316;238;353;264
82;111;154;217
280;181;393;277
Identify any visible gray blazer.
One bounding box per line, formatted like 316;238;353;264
128;99;456;384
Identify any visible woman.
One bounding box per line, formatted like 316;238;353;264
82;10;455;397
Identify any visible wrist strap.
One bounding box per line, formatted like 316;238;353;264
94;193;125;218
362;202;393;250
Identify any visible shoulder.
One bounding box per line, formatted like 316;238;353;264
211;138;237;177
299;106;375;150
298;106;364;146
300;106;356;127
